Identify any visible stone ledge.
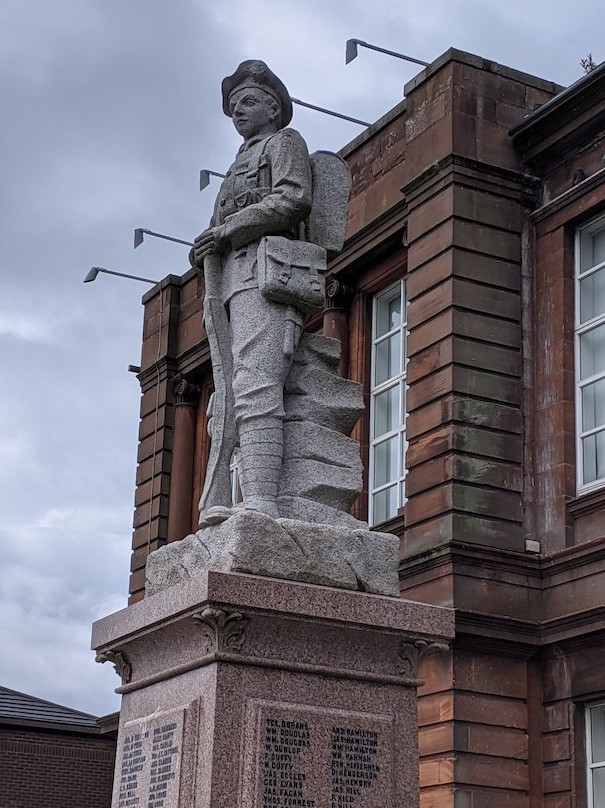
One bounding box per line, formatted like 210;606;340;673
92;570;454;654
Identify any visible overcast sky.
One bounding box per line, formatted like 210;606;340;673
0;0;601;718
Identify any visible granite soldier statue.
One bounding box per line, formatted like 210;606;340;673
145;62;402;594
192;60;343;526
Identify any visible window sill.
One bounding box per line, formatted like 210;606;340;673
568;487;605;519
371;509;405;535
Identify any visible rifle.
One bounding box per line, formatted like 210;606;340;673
197;253;238;522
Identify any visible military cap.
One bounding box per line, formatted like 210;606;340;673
222;60;293;128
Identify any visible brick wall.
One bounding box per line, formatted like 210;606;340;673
0;727;115;808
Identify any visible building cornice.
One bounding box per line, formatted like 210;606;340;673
137;356;178;392
400;539;541;580
510;61;605;169
402;153;539;203
530;166;605;223
339;99;407;160
400;538;605;648
510;60;605;141
141;272;191;304
541;535;605;577
328;197;408;279
404;47;562;98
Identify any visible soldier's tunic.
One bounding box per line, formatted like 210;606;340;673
210;127;312;426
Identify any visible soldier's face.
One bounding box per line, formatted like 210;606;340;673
228;88;279;139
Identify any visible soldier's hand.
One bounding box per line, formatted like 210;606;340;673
191;227;222;268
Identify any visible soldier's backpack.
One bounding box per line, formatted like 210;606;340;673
306;150;352;253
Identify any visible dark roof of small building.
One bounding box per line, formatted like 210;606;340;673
0;685;101;734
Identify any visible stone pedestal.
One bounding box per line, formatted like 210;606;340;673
92;571;454;808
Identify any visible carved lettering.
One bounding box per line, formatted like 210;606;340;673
246;702;391;807
117;730;148;808
146;722;179;808
330;726;380;807
113;709;186;808
261;717;315;808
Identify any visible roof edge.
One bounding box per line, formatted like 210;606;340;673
0;716;103;734
510;59;605;139
339;99;407;159
404;47;563;98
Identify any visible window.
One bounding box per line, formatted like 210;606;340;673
587;703;605;807
369;280;407;526
576;214;605;492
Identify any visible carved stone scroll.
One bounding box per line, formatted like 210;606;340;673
95;649;133;684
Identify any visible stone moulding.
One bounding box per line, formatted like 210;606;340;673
103;620;445;697
92;571;455;698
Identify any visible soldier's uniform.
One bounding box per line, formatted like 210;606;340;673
211;128;312;427
201;63;314;519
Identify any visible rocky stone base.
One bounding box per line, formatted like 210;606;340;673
146;510;400;597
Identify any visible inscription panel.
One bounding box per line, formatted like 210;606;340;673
242;700;394;808
113;707;187;808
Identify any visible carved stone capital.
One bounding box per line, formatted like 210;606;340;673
95;649;132;684
193;607;249;655
325;277;355;310
398;639;449;679
173;374;201;406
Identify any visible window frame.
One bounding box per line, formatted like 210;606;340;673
586;701;605;808
575;213;605;494
368;279;407;527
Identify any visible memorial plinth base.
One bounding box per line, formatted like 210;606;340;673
92;571;454;808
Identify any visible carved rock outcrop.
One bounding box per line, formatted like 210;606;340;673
278;333;366;524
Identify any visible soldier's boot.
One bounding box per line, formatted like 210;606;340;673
238;421;283;520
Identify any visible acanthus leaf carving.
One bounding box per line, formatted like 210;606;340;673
398;639;449;679
193;607;249;655
95;649;132;684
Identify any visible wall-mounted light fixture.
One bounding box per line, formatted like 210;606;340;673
83;266;159;285
199;169;226;191
346;39;429;68
134;228;193;249
291;97;371;128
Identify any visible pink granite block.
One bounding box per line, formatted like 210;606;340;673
92;571;454;808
